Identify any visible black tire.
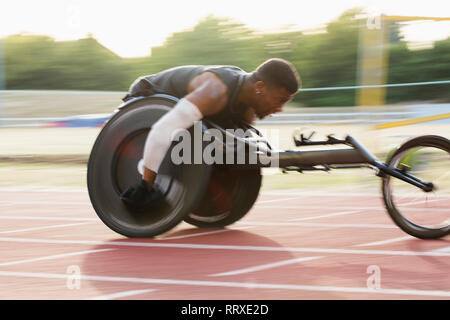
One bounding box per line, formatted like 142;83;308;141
87;97;211;238
382;135;450;239
184;166;262;228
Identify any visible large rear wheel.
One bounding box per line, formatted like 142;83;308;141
185;166;262;228
87;97;211;238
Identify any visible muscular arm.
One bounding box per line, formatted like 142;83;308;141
185;71;228;116
142;72;228;186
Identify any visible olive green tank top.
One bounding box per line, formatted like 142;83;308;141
127;65;248;127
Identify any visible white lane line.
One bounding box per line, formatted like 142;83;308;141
0;271;449;297
209;256;323;277
430;246;450;253
0;188;87;193
257;205;381;210
260;191;380;197
0;222;95;234
0;249;115;266
0;189;374;196
0;197;298;206
402;198;447;207
288;210;361;222
0;201;88;206
158;227;253;241
89;289;156;300
255;205;449;212
257;197;305;204
0;203;12;207
0;216;97;222
159;230;231;240
354;236;414;247
0;217;393;229
236;221;397;229
0;237;449;257
260;191;450;199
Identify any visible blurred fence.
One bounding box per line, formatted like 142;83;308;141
0;104;448;128
0;80;449;128
0;114;111;128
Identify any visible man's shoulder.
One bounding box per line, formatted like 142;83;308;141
157;65;204;75
203;65;246;84
164;64;244;73
204;65;245;73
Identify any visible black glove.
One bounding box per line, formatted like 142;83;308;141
120;180;164;212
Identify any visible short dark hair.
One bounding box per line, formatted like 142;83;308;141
252;58;301;94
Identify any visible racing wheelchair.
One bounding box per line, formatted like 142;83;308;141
87;94;450;239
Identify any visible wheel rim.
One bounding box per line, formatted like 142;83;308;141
188;167;237;223
384;145;450;231
87;100;211;237
111;128;174;198
188;167;261;224
109;128;180;227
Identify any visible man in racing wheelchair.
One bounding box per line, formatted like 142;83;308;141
120;58;301;211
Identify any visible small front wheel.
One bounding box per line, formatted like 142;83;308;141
382;135;450;239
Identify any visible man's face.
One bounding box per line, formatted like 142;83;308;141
253;83;295;119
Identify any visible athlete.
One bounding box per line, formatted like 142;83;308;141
120;58;301;211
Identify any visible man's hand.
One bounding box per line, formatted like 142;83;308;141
120;180;164;212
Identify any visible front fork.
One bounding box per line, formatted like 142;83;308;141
344;136;434;192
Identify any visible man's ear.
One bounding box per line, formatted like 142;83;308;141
255;81;266;95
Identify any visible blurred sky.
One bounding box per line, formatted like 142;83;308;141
1;0;449;57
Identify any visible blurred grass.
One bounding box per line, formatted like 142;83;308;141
261;168;379;190
0;161;380;191
2;92;124;117
0;120;446;191
0;91;303;118
0;162;87;188
0;128;101;155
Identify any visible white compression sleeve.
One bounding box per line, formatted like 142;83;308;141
141;98;203;173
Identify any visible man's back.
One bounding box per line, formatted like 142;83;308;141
126;65;249;126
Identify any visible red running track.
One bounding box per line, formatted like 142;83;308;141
0;189;449;300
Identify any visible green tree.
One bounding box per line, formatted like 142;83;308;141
2;11;449;105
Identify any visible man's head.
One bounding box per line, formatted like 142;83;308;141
249;58;301;119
